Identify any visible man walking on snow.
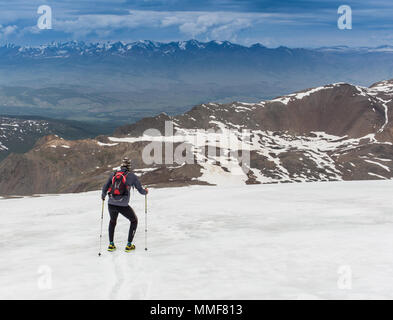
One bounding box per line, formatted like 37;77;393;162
101;157;148;252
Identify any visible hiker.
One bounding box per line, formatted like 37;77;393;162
101;157;148;252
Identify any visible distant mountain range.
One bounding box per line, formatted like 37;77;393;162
2;40;393;57
1;79;392;196
1;40;393;122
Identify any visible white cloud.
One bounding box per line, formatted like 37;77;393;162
50;10;293;40
0;25;18;38
173;13;253;39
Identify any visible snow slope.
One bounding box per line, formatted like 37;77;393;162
1;180;393;299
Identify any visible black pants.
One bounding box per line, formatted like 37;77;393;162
108;204;138;243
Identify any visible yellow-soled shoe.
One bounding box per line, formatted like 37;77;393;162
125;243;136;252
107;244;116;252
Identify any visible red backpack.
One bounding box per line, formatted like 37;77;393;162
108;171;129;196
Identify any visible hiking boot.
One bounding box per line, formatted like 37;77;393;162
125;243;136;252
107;243;116;252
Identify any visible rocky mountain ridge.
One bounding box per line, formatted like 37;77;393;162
0;80;392;196
0;116;116;161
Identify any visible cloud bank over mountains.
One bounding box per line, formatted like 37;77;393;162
0;0;393;47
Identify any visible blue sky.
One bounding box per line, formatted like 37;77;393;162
0;0;392;47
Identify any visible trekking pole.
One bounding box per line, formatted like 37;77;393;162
98;199;104;256
145;193;148;251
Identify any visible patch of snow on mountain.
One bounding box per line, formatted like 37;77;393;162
198;163;248;186
368;172;387;179
270;86;329;105
0;141;8;151
97;142;119;147
364;160;391;172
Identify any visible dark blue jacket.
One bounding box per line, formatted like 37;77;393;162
102;167;147;207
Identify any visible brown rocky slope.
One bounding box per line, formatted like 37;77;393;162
0;81;392;196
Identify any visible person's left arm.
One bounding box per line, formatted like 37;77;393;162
128;173;147;195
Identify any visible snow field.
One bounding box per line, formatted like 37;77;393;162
1;180;393;299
